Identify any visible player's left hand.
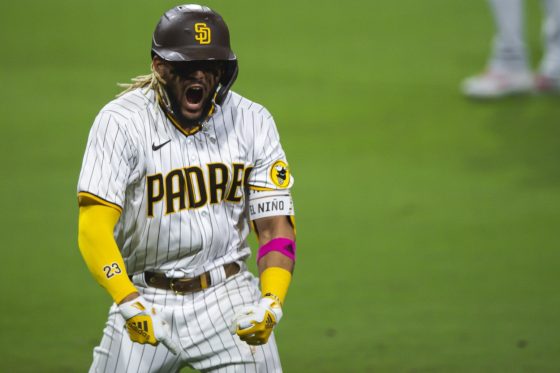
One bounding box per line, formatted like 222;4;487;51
230;295;283;345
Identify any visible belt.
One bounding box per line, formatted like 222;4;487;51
140;262;240;295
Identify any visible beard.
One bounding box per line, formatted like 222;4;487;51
165;83;218;128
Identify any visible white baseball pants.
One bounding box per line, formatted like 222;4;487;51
88;270;282;373
489;0;560;77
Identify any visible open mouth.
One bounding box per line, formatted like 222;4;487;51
185;85;204;106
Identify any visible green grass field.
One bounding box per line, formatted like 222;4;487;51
1;1;560;372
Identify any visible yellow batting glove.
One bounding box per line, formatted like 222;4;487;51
126;315;158;345
230;295;283;345
118;297;181;355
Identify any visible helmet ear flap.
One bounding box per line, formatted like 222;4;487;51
216;61;238;105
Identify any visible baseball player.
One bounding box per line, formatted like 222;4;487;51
462;0;560;98
77;4;296;372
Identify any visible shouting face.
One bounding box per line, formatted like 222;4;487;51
154;57;223;128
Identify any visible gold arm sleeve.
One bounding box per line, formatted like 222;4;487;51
260;266;292;305
78;204;137;304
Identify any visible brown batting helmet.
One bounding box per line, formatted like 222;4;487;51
152;4;238;105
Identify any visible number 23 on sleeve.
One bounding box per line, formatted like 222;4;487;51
103;262;122;279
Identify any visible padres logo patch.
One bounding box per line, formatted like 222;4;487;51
270;160;290;188
194;22;211;44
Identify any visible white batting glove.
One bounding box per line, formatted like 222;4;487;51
118;296;181;355
230;296;283;345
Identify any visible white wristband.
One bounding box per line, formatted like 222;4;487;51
118;296;148;320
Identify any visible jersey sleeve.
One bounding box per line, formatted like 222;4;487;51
248;113;294;191
77;110;136;211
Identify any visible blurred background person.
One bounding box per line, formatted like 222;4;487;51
462;0;560;98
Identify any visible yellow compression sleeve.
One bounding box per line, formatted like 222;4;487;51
78;204;137;304
260;267;292;305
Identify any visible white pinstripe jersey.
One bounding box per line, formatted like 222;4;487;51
77;88;294;277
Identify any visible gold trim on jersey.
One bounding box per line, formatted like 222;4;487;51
249;185;275;192
77;192;123;213
167;109;203;136
156;90;215;138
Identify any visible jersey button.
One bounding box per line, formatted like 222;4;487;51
190;156;196;162
210;137;216;144
187;138;192;144
201;211;208;217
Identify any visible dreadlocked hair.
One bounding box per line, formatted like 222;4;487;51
116;63;172;110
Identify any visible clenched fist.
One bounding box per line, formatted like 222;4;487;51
118;296;181;355
230;295;283;345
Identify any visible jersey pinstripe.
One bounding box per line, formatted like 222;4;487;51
77;88;294;277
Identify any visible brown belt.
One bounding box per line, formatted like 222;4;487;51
141;262;240;294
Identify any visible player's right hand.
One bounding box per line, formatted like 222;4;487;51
118;296;181;355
